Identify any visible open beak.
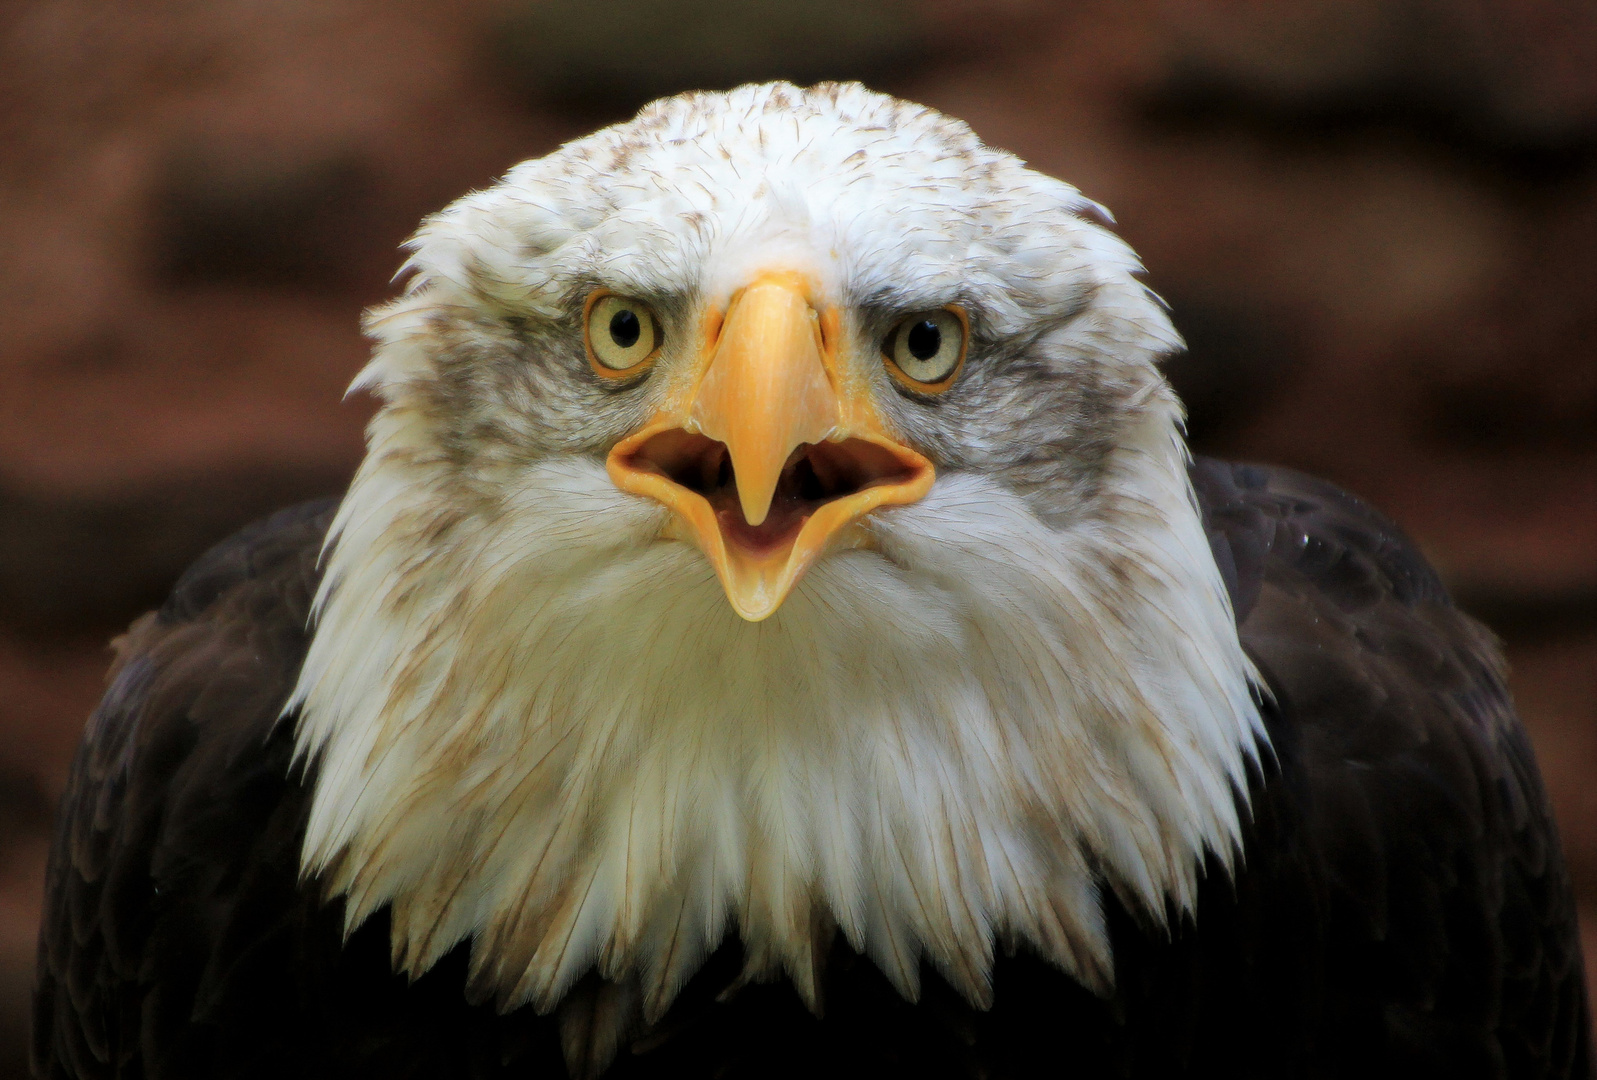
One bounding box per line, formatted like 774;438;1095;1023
607;273;934;621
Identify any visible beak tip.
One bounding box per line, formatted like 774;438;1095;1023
740;502;771;528
734;591;786;623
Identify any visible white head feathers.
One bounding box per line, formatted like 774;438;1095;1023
288;81;1264;1027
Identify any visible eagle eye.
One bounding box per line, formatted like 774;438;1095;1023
586;292;662;376
883;307;966;391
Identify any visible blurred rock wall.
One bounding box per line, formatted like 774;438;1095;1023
2;0;1594;1072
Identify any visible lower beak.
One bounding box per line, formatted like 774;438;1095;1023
607;274;933;621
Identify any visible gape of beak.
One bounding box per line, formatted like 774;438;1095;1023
605;272;935;621
618;431;923;555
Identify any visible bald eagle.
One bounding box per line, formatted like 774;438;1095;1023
32;83;1591;1079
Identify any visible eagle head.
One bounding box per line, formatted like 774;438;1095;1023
289;82;1262;1025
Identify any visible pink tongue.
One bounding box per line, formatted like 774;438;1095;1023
715;499;808;555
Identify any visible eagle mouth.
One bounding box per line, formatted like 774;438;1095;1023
620;430;920;556
603;272;936;619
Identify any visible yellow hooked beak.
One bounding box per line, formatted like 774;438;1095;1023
606;273;934;621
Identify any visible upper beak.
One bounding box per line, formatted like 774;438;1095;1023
607;273;934;621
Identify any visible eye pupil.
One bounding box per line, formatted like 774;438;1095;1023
906;319;941;361
609;309;641;349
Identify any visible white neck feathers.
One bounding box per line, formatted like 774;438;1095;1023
287;384;1263;1023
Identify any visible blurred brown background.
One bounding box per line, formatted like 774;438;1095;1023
2;0;1595;1072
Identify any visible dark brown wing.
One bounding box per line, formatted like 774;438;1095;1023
1188;457;1592;1077
31;501;328;1078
